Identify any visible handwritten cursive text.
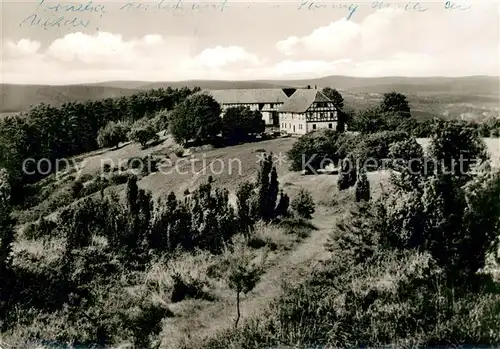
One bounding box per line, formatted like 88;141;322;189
19;13;91;30
37;0;107;16
445;1;472;10
119;0;229;12
372;0;427;12
298;1;359;20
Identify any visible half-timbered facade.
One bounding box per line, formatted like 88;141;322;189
206;89;294;125
278;89;339;135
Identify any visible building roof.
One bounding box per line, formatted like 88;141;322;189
204;89;290;104
278;89;333;113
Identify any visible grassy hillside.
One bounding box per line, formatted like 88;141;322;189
5;133;499;348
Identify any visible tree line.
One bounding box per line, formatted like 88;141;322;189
0;87;199;201
322;88;500;137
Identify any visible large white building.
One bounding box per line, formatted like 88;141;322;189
207;88;294;126
278;88;339;135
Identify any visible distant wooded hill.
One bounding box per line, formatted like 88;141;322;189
2;75;499;114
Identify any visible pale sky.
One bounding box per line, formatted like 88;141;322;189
1;0;499;84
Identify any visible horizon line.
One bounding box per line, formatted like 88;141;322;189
2;74;499;87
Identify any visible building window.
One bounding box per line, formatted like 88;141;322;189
312;124;316;130
328;123;332;129
289;123;291;129
330;112;335;118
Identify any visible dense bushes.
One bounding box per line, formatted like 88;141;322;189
287;128;410;175
355;122;499;285
355;130;408;163
286;129;346;172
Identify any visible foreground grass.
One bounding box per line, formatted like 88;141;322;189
185;247;500;349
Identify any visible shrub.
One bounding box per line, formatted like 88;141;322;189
375;154;500;284
109;172;130;185
429;119;488;177
248;221;296;251
140;155;159;176
388;138;424;171
70;180;84;198
174;147;184;157
170;272;207;302
23;218;58;240
78;173;94;183
291;188;315;219
127;156;142;169
97;120;130;149
80;177;109;197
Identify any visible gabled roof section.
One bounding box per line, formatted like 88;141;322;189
278;89;333;113
204;89;290;104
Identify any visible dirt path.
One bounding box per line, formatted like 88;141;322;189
159;174;340;348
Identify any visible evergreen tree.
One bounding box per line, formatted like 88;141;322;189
265;167;280;220
291;188;315;219
355;169;370;202
256;154;272;220
274;190;290;218
236;181;255;233
337;153;357;191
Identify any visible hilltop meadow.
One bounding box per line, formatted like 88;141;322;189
0;83;499;348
